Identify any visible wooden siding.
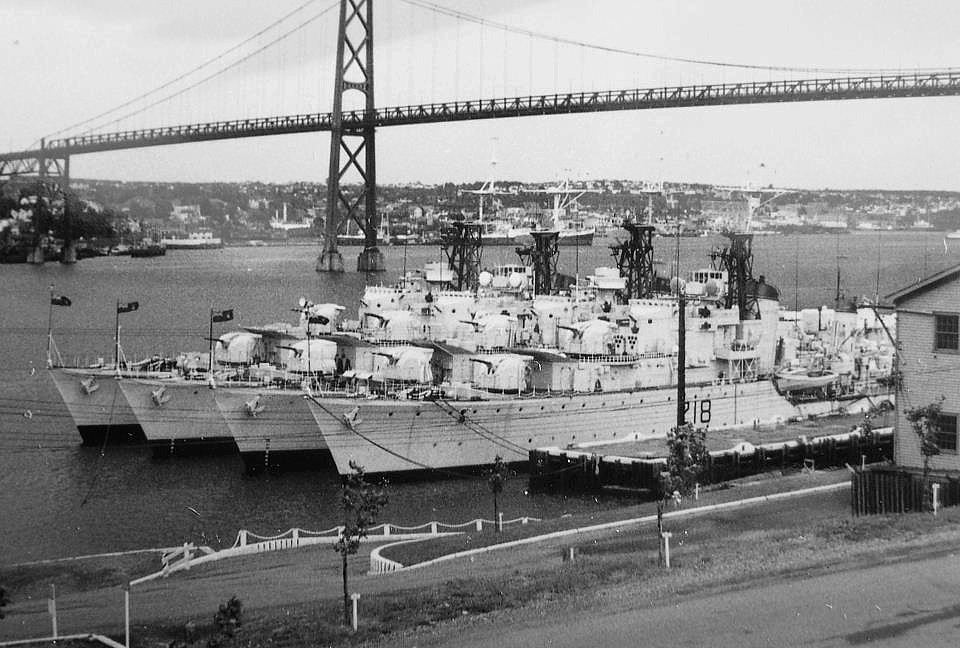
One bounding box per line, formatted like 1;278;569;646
895;279;960;471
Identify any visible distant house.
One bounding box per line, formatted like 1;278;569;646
701;199;749;231
170;204;203;224
888;263;960;471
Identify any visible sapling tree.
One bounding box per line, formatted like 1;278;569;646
661;423;711;498
657;423;711;564
333;461;388;627
905;398;945;511
486;455;507;533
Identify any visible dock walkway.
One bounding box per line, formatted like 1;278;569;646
529;412;894;493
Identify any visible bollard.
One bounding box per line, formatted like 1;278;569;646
350;592;360;631
694;483;700;501
475;519;482;532
383;523;391;537
661;532;673;569
430;521;438;534
497;512;503;533
239;529;248;547
124;583;131;648
562;546;576;562
861;454;866;472
932;483;941;516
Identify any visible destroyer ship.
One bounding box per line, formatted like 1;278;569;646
300;224;892;475
47;310;177;445
48;222;894;475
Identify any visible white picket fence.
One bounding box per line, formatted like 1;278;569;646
133;517;541;581
367;517;540;575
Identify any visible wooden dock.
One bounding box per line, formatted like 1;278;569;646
528;425;894;494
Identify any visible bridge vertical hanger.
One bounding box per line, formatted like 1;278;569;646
317;0;384;273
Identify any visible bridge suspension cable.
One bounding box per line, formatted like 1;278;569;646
399;0;958;76
45;0;338;141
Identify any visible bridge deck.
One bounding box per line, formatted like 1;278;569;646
2;71;959;167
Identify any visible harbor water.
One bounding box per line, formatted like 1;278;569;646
0;232;950;564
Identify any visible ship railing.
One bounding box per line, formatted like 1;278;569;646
474;347;506;355
53;354;178;376
357;330;420;344
571;351;675;364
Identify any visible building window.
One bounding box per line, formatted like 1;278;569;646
936;413;958;453
935;314;959;351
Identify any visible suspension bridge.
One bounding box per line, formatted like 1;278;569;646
2;0;959;271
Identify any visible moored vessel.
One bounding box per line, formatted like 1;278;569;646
161;229;222;249
118;371;234;456
49;367;146;445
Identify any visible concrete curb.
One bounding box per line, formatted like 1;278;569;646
393;482;849;573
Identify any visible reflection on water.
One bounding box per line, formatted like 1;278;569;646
0;234;947;563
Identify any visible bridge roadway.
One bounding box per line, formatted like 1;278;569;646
2;69;960;173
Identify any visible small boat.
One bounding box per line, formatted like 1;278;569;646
774;366;839;393
161;230;223;249
130;243;166;258
945;231;960;240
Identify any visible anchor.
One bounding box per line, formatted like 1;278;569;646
244;396;265;417
79;376;99;395
151;385;171;407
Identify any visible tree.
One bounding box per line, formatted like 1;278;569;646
657;424;710;564
333;461;388;628
486;455;507;533
905;398;945;511
660;423;711;500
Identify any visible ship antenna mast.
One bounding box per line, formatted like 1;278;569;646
875;229;882;305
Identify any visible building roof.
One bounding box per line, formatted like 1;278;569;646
886;262;960;306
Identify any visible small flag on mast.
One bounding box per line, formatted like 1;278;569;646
212;309;234;323
117;301;139;314
50;295;71;307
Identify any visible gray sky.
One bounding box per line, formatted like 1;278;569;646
2;1;960;189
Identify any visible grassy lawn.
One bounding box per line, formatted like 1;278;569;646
120;496;960;647
0;553;162;602
383;470;846;566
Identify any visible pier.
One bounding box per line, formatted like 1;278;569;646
528;420;894;494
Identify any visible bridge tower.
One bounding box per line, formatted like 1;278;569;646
0;139;75;264
317;0;385;273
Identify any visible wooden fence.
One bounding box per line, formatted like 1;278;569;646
851;468;960;516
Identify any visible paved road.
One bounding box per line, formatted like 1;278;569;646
422;553;960;648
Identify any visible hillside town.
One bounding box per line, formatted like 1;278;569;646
3;177;960;261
